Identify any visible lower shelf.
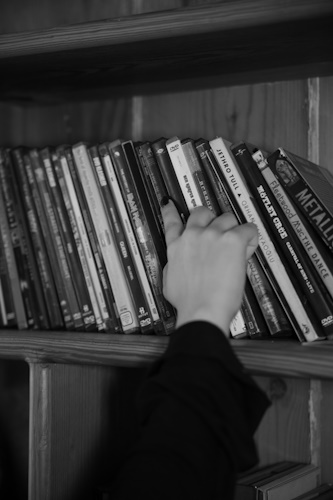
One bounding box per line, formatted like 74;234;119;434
0;329;333;379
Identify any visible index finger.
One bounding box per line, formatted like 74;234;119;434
161;199;184;247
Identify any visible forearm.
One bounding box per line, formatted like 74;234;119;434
111;322;270;500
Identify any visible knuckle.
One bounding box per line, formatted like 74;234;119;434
222;230;241;247
192;206;210;218
223;212;237;224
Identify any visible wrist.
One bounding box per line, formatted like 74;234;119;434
176;307;231;338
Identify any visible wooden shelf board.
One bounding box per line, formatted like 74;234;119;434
0;330;168;367
1;330;333;379
1;1;333;102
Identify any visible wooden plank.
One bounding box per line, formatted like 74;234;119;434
28;362;119;500
0;330;168;367
309;379;322;468
0;1;181;147
139;80;309;153
254;376;311;464
1;331;333;379
320;381;333;482
0;3;333;102
319;76;333;174
0;359;29;498
0;99;133;148
315;74;333;484
0;0;135;34
1;1;332;56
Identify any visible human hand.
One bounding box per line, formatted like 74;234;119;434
161;200;259;336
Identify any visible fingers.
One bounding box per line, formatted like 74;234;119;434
244;224;259;260
162;199;258;263
209;211;238;232
186;206;215;229
230;222;259;260
209;213;258;259
161;199;184;247
162;202;216;247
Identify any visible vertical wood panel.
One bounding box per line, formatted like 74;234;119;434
0;0;221;35
0;99;134;149
0;360;29;499
0;0;139;149
306;77;323;472
320;381;333;482
309;380;322;468
29;363;119;500
254;376;311;464
140;80;309;154
319;76;333;173
317;75;333;483
307;77;320;165
0;1;137;34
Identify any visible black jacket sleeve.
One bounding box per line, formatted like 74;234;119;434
111;321;271;500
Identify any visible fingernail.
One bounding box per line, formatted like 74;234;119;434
160;196;170;207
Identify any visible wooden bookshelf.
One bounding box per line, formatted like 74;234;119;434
1;1;333;498
1;1;333;102
1;331;333;379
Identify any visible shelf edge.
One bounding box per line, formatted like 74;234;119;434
1;1;333;57
1;331;333;379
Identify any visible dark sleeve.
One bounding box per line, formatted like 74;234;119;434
111;321;271;500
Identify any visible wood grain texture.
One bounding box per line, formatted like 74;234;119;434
1;331;333;379
320;381;333;482
0;0;196;35
140;80;309;153
319;76;333;174
29;362;119;500
309;379;322;468
1;0;333;491
314;74;333;484
254;376;311;464
0;0;136;34
0;2;333;102
0;99;133;148
0;330;168;367
0;360;29;499
307;78;320;165
1;1;332;56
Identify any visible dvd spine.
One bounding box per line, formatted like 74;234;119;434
151;137;189;223
90;145;154;334
197;139;292;337
253;148;333;300
181;138;220;215
210;136;323;342
58;147;105;331
0;187;28;329
13;148;63;329
52;148;97;331
231;142;333;337
40;147;84;331
29;148;74;330
0;149;36;328
99;143;165;331
268;148;333;252
108;139;176;334
64;146;119;332
72;142;139;334
135;142;166;235
166;136;203;212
